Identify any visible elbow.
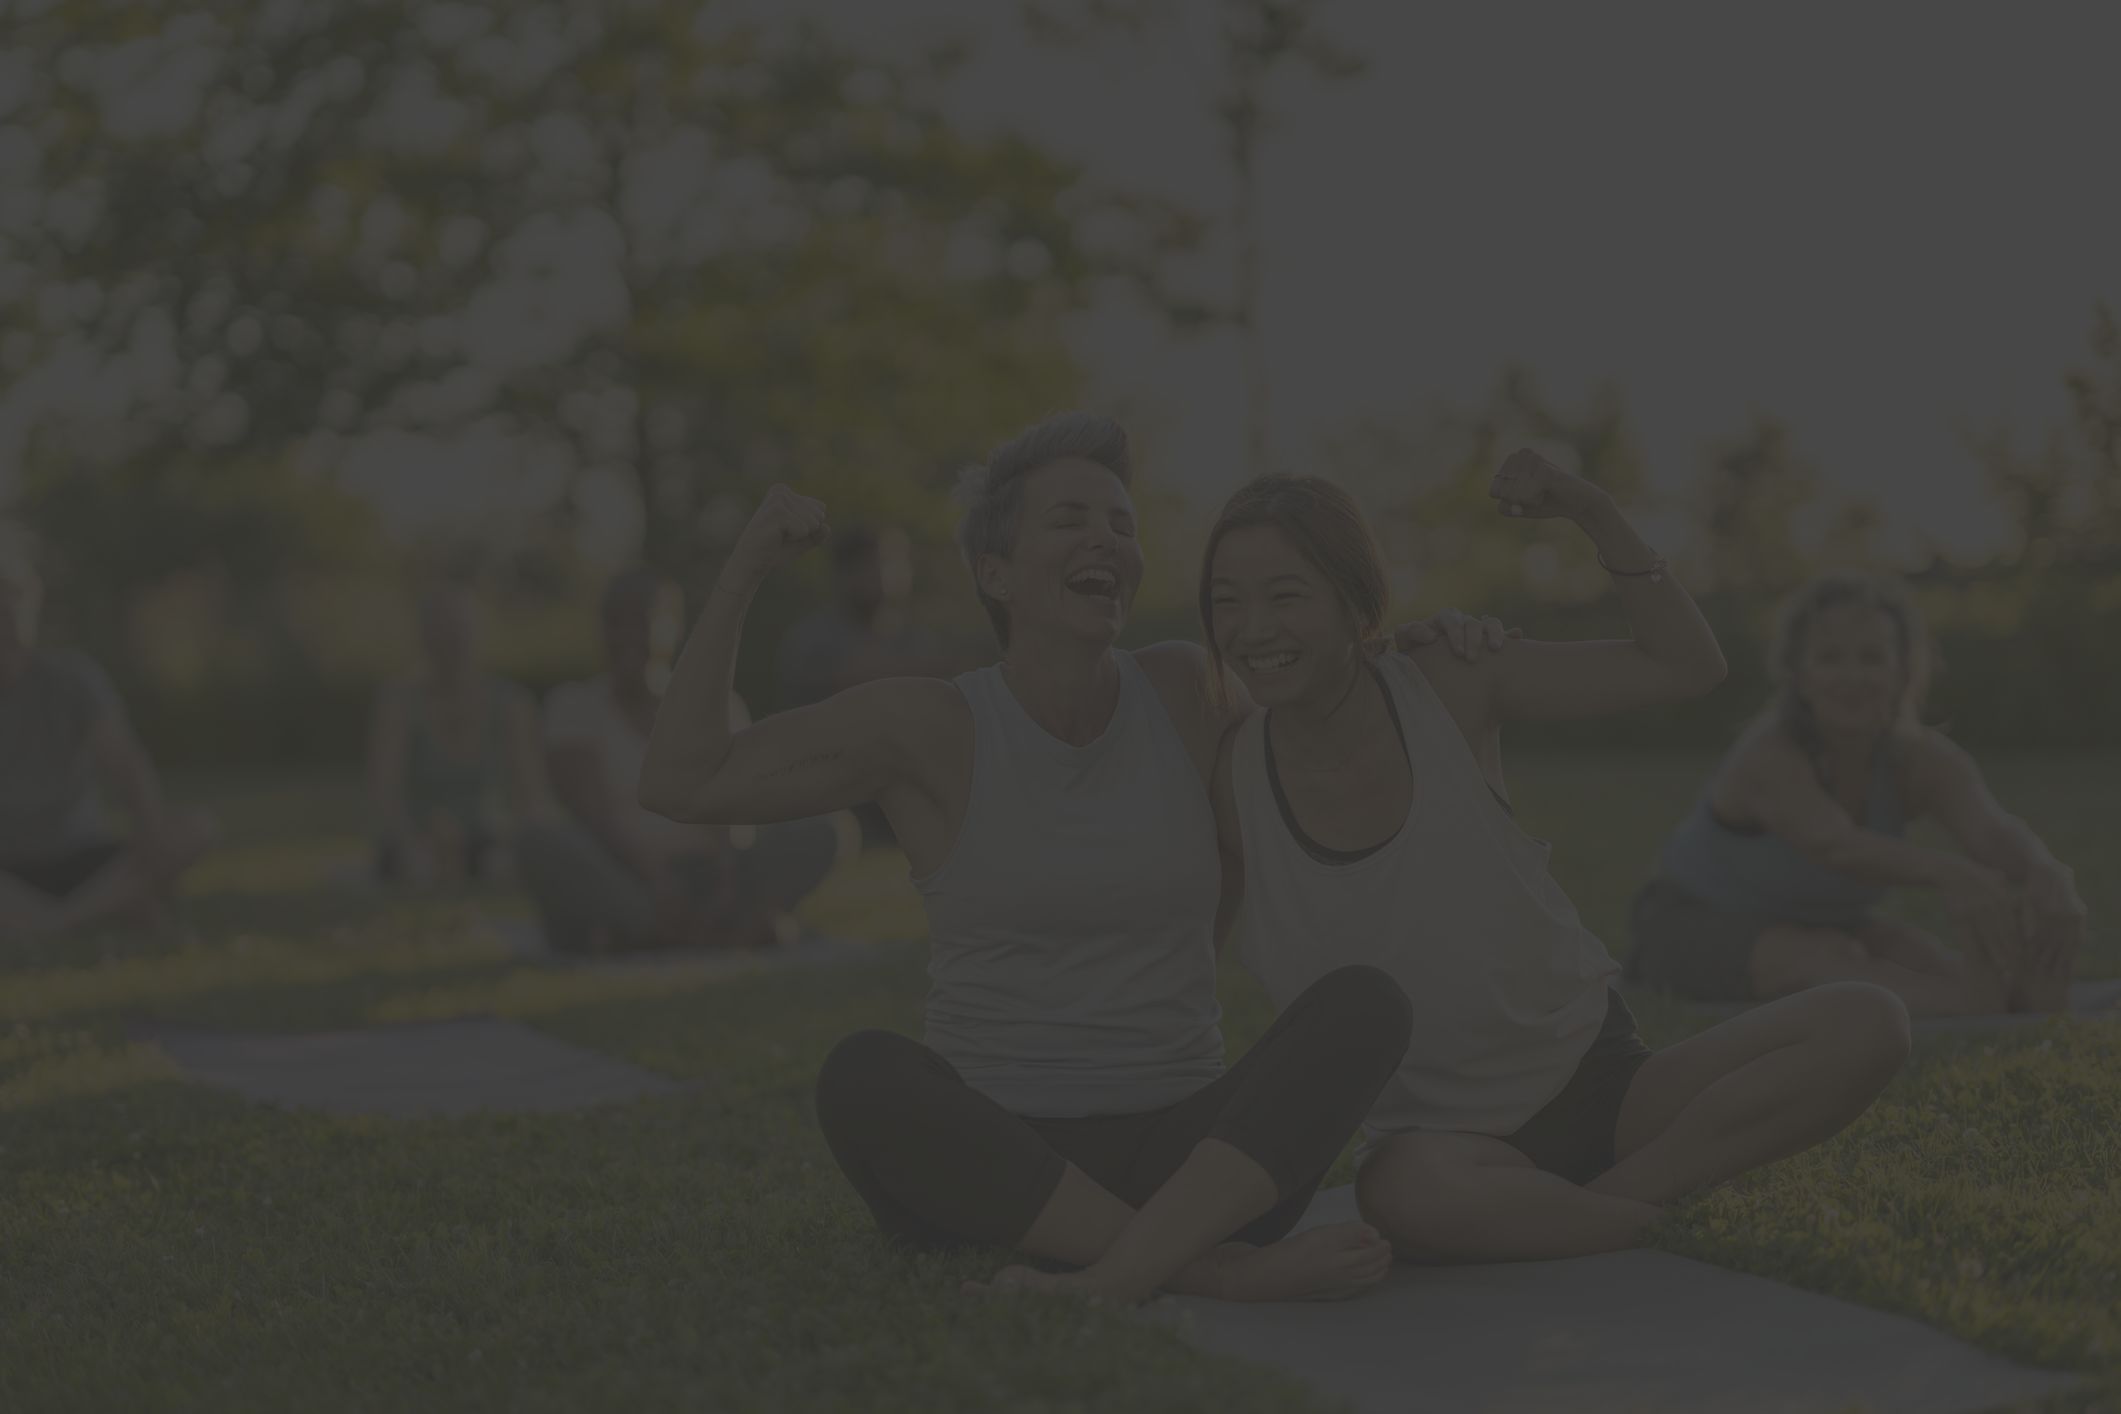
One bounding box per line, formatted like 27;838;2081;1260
636;774;688;823
1811;833;1862;873
634;753;686;821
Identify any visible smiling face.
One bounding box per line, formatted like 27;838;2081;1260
977;458;1144;648
1793;602;1907;739
1208;524;1363;709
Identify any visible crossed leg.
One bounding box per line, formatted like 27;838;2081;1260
816;965;1412;1304
1357;983;1910;1262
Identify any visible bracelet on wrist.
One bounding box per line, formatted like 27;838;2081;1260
1597;551;1668;583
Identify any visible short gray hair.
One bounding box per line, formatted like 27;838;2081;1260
954;412;1132;647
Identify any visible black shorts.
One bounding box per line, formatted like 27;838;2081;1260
1498;988;1653;1185
0;839;128;899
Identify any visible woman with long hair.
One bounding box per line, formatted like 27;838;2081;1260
1202;457;1911;1262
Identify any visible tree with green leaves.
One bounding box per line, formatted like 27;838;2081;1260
1962;302;2121;569
4;1;1196;584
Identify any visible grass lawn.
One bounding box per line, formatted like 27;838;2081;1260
3;753;2117;1413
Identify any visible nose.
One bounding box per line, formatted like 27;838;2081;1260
1234;603;1279;647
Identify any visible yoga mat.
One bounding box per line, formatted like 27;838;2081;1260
1154;1187;2082;1414
1622;976;2121;1033
137;1016;685;1117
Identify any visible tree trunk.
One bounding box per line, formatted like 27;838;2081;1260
1232;105;1271;481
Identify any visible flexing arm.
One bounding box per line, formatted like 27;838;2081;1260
638;486;934;827
1476;451;1727;725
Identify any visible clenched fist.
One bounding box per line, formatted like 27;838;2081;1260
1488;449;1610;524
724;485;830;587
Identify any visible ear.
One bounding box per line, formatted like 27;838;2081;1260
974;551;1011;601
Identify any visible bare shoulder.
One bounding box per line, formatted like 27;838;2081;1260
1401;640;1491;723
1133;639;1230;728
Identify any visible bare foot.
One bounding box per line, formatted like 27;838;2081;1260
1199;1222;1393;1302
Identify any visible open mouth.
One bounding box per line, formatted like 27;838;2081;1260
1243;650;1302;675
1066;567;1120;600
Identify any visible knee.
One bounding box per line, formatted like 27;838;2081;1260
1355;1138;1461;1249
1308;964;1414;1059
814;1029;928;1140
1803;981;1912;1078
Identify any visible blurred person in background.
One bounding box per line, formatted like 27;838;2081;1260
1628;572;2092;1017
365;579;555;886
533;567;852;952
776;525;966;708
778;525;973;849
0;541;219;944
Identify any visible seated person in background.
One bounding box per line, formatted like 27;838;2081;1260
532;568;851;952
777;526;972;851
0;543;218;944
1627;571;2090;1017
365;580;553;885
775;525;967;709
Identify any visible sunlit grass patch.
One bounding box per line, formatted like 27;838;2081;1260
4;760;2117;1412
3;925;513;1026
1662;1024;2121;1383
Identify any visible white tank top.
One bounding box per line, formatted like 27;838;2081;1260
915;651;1226;1118
1232;651;1616;1136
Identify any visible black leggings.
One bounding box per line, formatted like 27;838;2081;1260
814;964;1412;1252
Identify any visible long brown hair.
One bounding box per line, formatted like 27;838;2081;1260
1766;571;1935;758
1198;475;1389;704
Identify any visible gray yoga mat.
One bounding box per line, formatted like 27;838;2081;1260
1623;976;2121;1034
488;914;873;977
137;1016;686;1117
1154;1187;2081;1414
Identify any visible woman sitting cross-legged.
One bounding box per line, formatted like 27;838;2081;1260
637;413;1512;1303
1203;457;1912;1263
